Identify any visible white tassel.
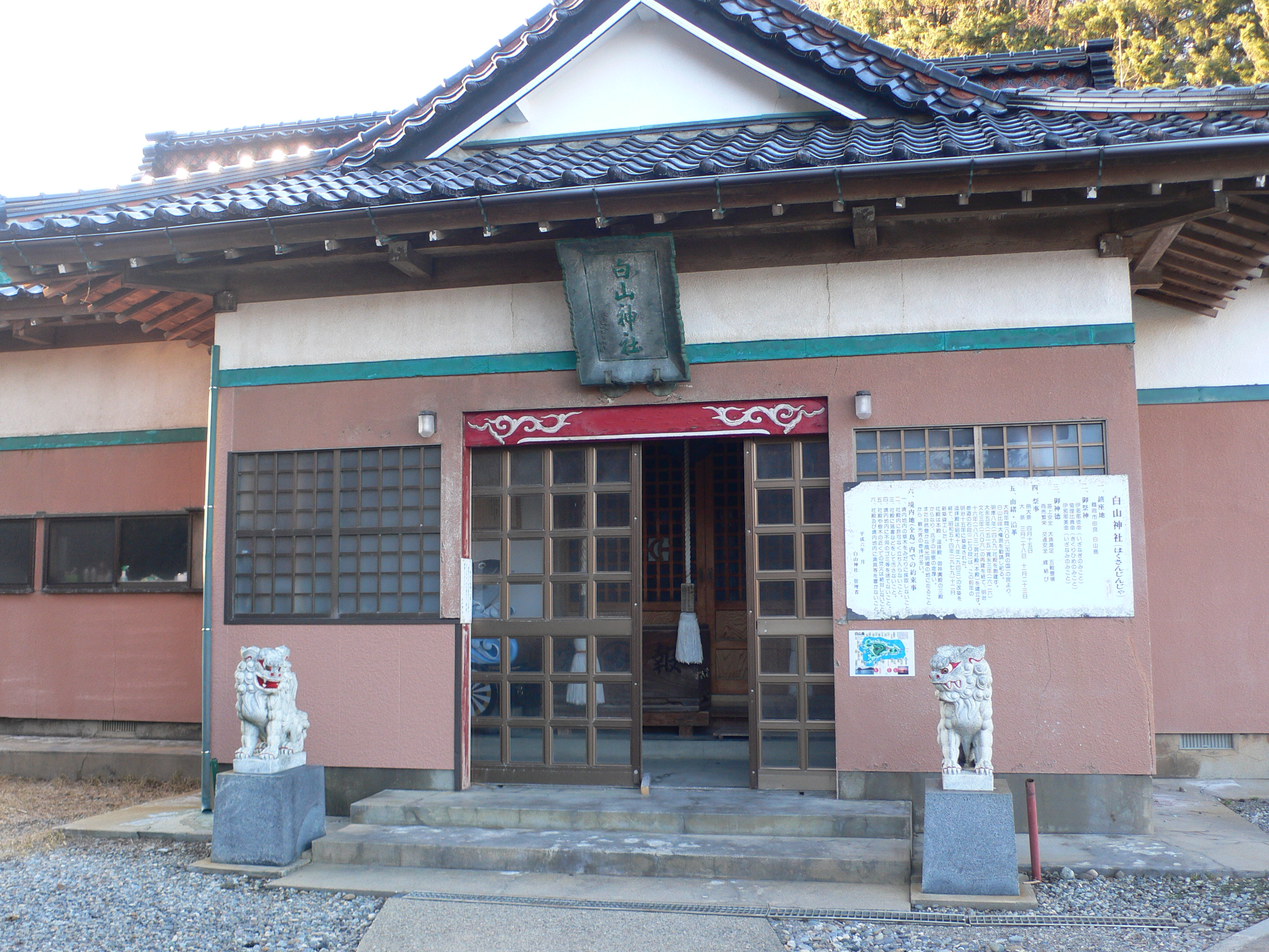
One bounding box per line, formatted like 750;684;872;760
674;446;704;665
566;637;588;706
675;583;703;664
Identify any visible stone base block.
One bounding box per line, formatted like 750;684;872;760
233;751;307;775
212;764;326;867
921;778;1019;896
911;877;1037;910
942;771;994;791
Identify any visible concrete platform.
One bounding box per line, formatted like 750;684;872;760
0;734;200;782
313;822;911;883
354;785;910;838
273;864;912;910
358;896;787;952
62;793;213;841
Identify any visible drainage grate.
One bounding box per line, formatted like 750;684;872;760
99;721;140;737
403;892;1176;929
1180;733;1234;750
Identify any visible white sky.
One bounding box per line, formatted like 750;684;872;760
1;0;547;198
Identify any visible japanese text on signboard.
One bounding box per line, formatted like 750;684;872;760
844;475;1134;619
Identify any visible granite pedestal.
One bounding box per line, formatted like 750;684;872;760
212;764;326;866
921;777;1019;896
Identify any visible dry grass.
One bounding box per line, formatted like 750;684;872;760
0;775;198;860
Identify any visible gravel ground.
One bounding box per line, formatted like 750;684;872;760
0;839;382;952
3;797;1269;952
776;873;1269;952
775;798;1269;952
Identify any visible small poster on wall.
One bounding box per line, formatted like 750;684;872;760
849;629;915;676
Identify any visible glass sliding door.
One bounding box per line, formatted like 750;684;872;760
748;437;836;790
469;443;641;785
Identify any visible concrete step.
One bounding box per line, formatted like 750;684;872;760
311;823;912;884
351;785;911;840
0;734;200;783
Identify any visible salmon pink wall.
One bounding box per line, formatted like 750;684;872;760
0;442;205;723
1140;400;1269;733
212;342;1153;777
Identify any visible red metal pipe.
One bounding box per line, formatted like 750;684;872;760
1026;778;1042;882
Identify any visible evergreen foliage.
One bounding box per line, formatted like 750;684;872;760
808;0;1269;86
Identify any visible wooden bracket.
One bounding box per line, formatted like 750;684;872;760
387;241;433;280
851;205;877;250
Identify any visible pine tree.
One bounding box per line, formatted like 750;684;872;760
808;0;1269;86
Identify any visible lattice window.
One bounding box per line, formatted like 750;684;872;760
230;446;441;619
856;422;1107;481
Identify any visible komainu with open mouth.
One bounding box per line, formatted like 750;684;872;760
930;644;994;775
235;645;309;763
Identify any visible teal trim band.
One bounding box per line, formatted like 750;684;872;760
218;323;1133;388
0;427;208;452
219;351;577;388
1138;384;1269;405
687;323;1134;364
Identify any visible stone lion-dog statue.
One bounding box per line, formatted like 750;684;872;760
234;645;309;770
930;644;993;775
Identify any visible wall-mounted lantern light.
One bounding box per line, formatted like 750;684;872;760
854;390;873;421
417;411;438;439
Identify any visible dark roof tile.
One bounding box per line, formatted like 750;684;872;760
8;112;1269;239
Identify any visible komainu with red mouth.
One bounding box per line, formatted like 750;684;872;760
234;645;309;768
930;644;993;775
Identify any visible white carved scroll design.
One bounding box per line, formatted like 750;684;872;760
467;411;582;445
704;403;825;435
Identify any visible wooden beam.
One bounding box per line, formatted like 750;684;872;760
140;297;206;332
1174;228;1269;263
113;292;168;322
1157;280;1229;308
1192;216;1269;250
1162;244;1258;279
1159;266;1246;297
1129;267;1164;290
1161;253;1253;288
1136;289;1218;317
850;206;877;251
163;309;216;340
1132;223;1184;271
386;240;434;280
1112;193;1229;237
10;323;54;346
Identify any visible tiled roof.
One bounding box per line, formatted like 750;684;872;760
332;0;1010;168
6;112;1269;238
140;113;387;178
934;39;1116;90
1012;84;1269;112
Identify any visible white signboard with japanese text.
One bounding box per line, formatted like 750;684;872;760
844;475;1134;620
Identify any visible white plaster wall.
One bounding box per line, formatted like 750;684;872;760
218;250;1131;371
0;342;209;438
467;9;820;144
1133;283;1269;390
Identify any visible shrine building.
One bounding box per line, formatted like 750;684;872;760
2;0;1268;831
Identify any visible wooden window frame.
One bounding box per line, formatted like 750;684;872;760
43;512;201;594
0;517;36;593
